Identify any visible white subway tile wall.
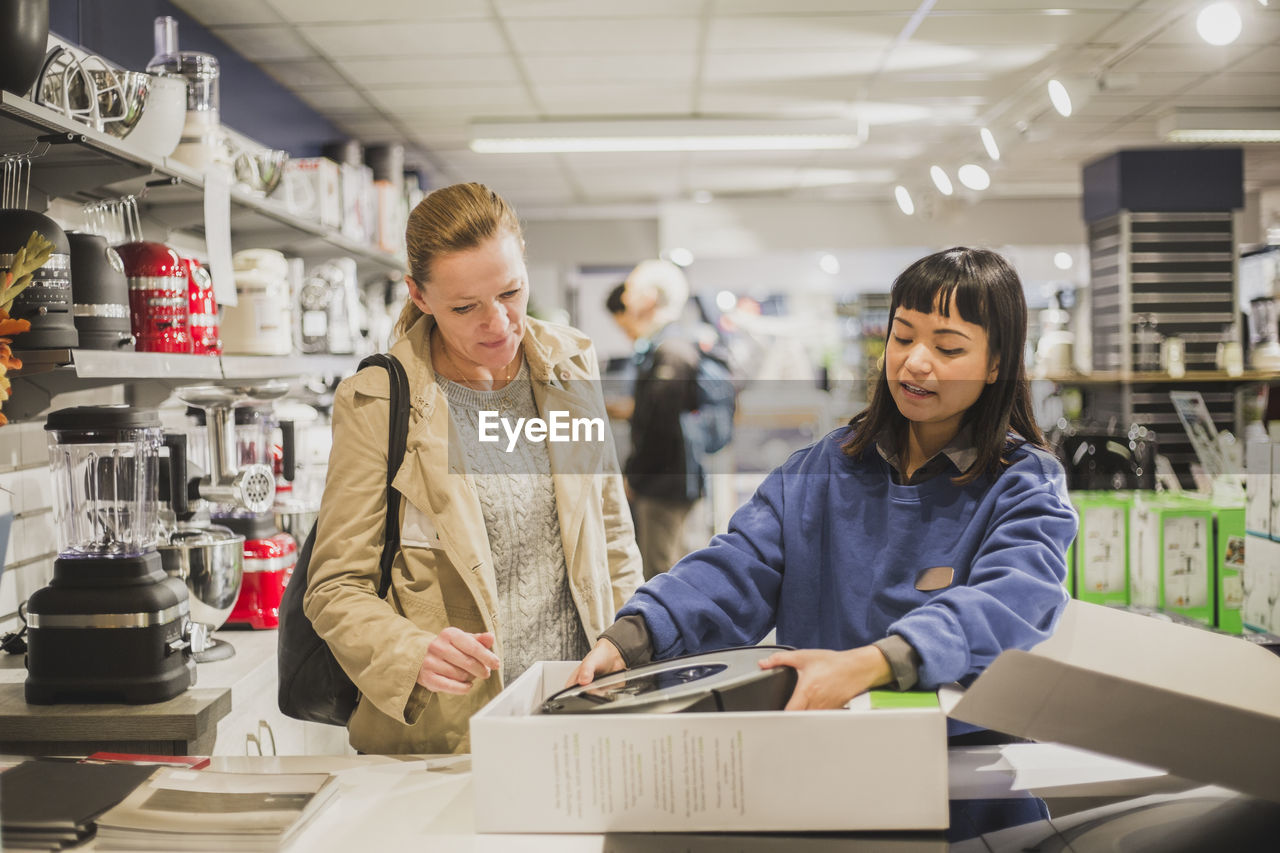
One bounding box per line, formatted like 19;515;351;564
0;387;333;641
0;386;127;637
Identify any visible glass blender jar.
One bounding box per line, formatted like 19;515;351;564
1249;296;1280;370
27;406;195;704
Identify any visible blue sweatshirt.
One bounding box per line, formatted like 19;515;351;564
617;427;1077;691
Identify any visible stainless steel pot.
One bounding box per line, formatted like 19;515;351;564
274;500;318;542
158;524;244;633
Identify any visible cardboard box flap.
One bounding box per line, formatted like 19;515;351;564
951;601;1280;804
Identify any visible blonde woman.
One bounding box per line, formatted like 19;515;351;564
305;183;642;754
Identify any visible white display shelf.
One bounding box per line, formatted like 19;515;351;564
0;91;405;277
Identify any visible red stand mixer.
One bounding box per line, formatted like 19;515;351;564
177;384;297;630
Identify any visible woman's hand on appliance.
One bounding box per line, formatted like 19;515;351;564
758;645;893;711
416;627;501;695
566;638;626;688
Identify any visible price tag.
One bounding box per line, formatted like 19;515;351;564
204;167;237;306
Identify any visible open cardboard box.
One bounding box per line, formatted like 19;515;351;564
470;661;949;833
951;599;1280;804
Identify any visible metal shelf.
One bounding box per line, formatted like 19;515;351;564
1041;370;1280;386
13;349;358;381
0;91;405;277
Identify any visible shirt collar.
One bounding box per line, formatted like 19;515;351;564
874;423;978;478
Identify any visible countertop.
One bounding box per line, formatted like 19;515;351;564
10;750;1273;852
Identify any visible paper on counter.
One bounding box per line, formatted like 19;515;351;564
1000;742;1166;791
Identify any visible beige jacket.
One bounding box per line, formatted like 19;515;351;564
304;315;642;754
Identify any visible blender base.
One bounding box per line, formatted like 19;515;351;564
194;636;235;663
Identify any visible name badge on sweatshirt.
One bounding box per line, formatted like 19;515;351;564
915;566;954;591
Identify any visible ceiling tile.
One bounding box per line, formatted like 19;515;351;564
299;20;508;58
212;25;316;61
911;11;1123;44
504;17;701;53
258;60;349;89
707;15;903;51
717;1;924;13
1184;74;1280;100
292;87;375;112
268;0;487;23
704;51;880;82
337;55;522;88
521;53;697;83
534;83;694;115
494;0;697;17
1109;44;1256;74
367;85;535;115
170;0;282;26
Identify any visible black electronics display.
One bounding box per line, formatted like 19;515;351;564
541;646;797;715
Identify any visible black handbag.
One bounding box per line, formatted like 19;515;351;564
277;353;410;726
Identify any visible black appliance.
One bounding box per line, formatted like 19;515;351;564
1056;425;1158;491
0;207;77;349
541;647;797;715
25;406;195;704
67;231;132;350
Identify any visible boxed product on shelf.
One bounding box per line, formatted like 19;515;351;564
470;661;948;833
1242;534;1280;634
1245;439;1272;538
338;162;375;245
1215;505;1246;634
1070;490;1132;607
1129;494;1214;626
280;157;342;229
1273;444;1280;542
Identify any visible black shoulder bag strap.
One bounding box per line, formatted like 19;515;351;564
277;353;410;725
360;352;411;597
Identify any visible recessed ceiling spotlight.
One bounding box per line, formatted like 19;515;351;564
716;290;737;312
1197;2;1243;44
693;190;714;204
894;185;915;215
668;247;695;267
929;166;954;196
1053;251;1074;270
819;254;840;275
1048;79;1072;117
980;127;1001;160
958;164;991;191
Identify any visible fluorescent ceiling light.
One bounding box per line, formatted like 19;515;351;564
980;127;1001;160
470;119;867;154
1159;108;1280;142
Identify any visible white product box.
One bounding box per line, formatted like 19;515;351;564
1245;439;1272;538
952;599;1280;804
1272;445;1280;542
470;661;949;833
1242;534;1280;634
281;157;342;229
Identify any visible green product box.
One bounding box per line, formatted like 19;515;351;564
1069;490;1132;607
1129;494;1215;626
1214;506;1245;634
1065;540;1076;598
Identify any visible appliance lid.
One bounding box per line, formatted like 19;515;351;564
46;404;161;433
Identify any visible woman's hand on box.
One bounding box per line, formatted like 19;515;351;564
759;646;893;711
417;627;501;695
566;638;625;688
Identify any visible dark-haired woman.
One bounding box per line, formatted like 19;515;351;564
570;247;1077;723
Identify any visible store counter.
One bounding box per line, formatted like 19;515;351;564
0;628;346;757
21;750;1272;852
